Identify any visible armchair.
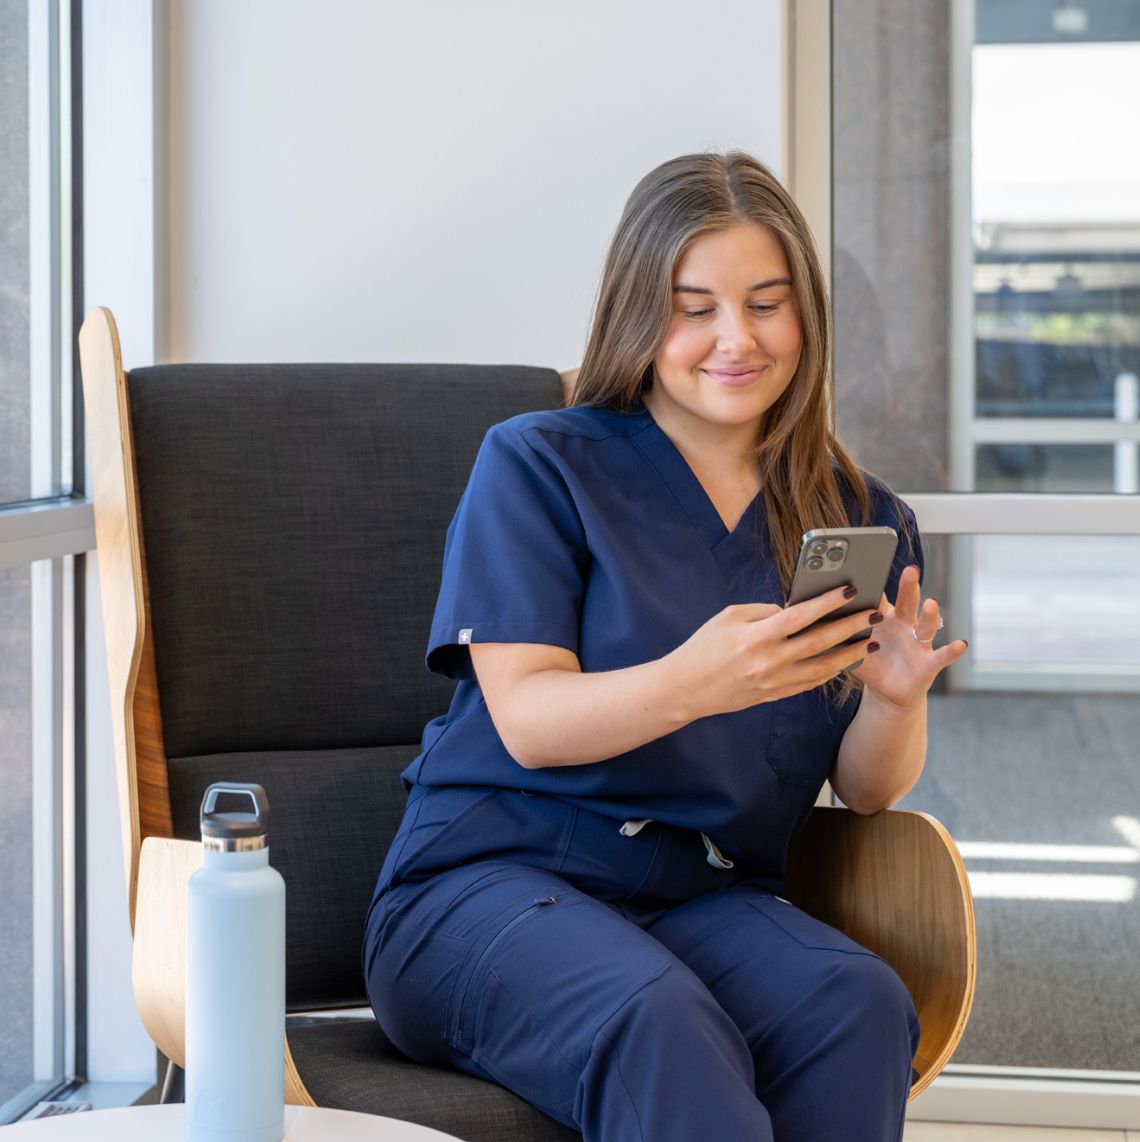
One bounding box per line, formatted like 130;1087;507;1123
79;306;974;1140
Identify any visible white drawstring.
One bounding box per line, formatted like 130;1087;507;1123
619;819;652;837
619;820;736;871
701;834;735;870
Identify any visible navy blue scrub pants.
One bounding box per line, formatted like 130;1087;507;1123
364;787;920;1141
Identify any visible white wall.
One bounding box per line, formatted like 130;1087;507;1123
165;0;784;367
83;0;785;1084
83;0;165;1084
84;0;163;369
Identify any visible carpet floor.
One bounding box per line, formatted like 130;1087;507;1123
900;692;1140;1072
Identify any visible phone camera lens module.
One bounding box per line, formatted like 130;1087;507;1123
826;547;845;563
809;540;829;556
807;556;824;571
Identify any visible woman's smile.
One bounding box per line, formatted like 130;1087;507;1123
702;364;769;386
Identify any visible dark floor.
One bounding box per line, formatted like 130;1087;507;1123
901;692;1140;1072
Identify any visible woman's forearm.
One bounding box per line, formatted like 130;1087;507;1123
474;592;887;770
831;686;927;814
476;651;695;769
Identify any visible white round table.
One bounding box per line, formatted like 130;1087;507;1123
1;1105;463;1140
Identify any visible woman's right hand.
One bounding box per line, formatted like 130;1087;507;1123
665;586;879;719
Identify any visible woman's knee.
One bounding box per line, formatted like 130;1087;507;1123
821;953;920;1055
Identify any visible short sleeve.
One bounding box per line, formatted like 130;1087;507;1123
425;423;589;681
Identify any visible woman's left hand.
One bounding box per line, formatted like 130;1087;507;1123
850;564;968;709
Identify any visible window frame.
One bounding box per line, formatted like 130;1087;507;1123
0;0;89;1123
787;0;1140;1127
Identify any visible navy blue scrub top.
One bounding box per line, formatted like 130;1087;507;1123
403;402;923;878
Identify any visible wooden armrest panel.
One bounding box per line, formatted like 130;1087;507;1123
79;306;174;929
133;836;198;1067
784;807;976;1098
132;837;315;1105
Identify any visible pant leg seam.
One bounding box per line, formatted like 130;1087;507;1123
609;1032;649;1142
577;980;671;1142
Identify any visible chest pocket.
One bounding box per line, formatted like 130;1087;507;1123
763;688;854;789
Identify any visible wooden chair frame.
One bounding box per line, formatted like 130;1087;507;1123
79;305;975;1111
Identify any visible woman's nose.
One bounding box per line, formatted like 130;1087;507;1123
715;310;758;355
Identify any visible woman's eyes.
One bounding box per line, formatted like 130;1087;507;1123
681;304;778;319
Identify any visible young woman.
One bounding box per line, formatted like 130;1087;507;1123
363;151;968;1141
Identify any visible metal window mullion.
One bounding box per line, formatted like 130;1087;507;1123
58;0;75;499
903;492;1140;536
0;502;95;571
70;552;86;1083
971;418;1140;444
51;0;63;500
947;0;977;697
68;0;84;501
949;0;976;495
60;554;80;1084
31;558;64;1085
28;0;62;503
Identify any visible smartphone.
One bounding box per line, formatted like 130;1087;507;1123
787;526;898;646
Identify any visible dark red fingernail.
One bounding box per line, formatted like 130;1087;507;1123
869;611;884;625
929;596;940;605
866;641;880;653
842;585;858;599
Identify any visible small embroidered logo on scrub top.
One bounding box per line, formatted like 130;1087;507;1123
458;628;473;644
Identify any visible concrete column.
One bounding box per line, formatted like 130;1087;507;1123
831;0;953;496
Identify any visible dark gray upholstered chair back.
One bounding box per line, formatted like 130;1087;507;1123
127;363;562;1011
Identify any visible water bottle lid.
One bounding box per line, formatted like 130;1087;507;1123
200;783;270;840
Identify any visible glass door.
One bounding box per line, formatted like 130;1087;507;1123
819;0;1140;1126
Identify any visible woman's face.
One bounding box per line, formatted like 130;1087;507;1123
648;221;803;446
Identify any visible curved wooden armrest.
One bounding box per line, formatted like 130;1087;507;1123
132;837;315;1106
784;806;976;1098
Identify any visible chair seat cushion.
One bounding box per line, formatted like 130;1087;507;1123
287;1018;580;1141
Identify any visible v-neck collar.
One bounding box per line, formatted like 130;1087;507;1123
628;404;766;582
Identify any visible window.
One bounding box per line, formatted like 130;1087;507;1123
822;0;1140;1126
0;0;89;1122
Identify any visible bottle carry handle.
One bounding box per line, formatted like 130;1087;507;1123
200;782;270;839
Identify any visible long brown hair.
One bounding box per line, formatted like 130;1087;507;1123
572;151;870;594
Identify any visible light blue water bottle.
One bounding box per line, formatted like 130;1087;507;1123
186;783;285;1142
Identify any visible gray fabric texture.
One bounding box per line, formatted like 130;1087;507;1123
128;362;567;1127
168;744;415;1011
127;363;561;759
286;1018;581;1141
